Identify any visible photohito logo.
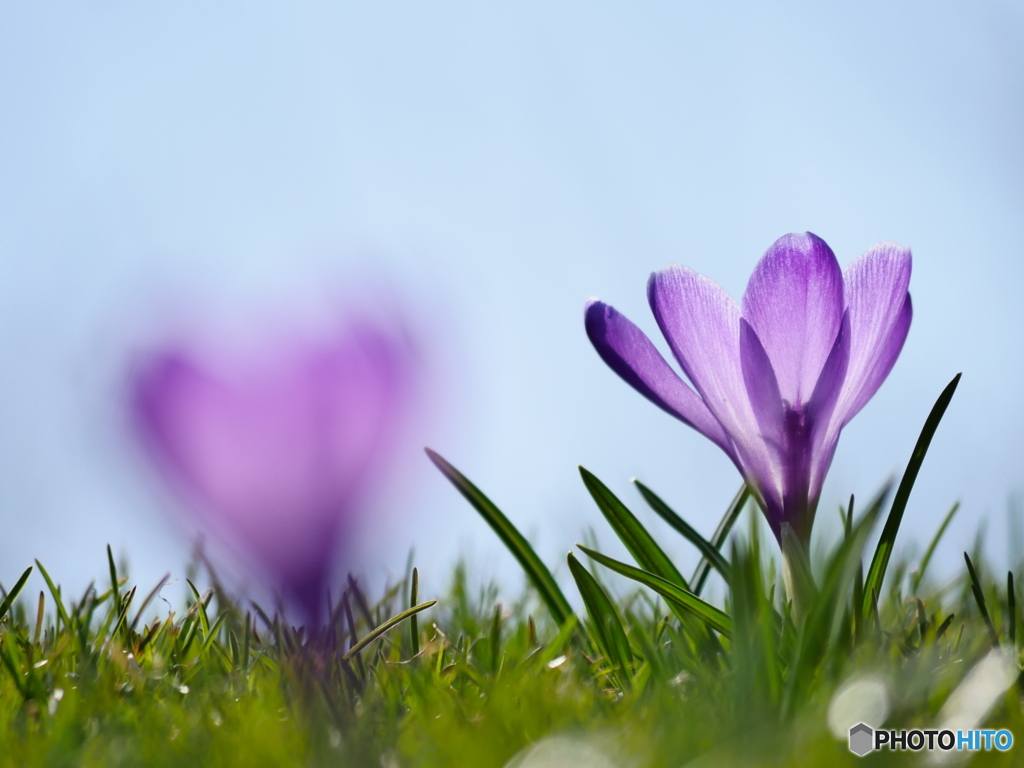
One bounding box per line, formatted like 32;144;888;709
847;723;1013;757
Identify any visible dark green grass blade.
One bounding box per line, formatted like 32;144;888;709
0;566;32;621
343;600;437;661
861;373;960;616
409;567;420;658
910;502;960;594
426;449;573;625
578;545;732;638
633;479;731;584
964;552;999;647
567;554;633;683
692;484;749;595
579;467;688;588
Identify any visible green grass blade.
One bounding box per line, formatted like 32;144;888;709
34;560;73;633
426;449;573;625
409;567;420;658
567;552;633;679
578;545;732;638
343;600;437;661
861;373;960;616
964;552;999;647
692;484;749;595
107;544;120;612
910;502;960;594
200;611;228;654
633;479;731;584
0;566;32;621
579;467;688;588
187;579;211;639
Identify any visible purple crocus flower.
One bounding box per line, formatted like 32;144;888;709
586;232;911;545
132;320;414;625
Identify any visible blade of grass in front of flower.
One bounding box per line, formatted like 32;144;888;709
241;611;252;673
409;567;420;657
861;373;961;617
729;533;782;711
578;545;732;638
910;502;960;594
782;500;882;718
0;566;32;621
633;479;731;585
343;600;437;661
691;484;749;595
964;552;999;647
566;552;632;686
34;560;73;635
580;467;688;589
426;449;573;626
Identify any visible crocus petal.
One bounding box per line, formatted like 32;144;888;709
806;311;851;501
648;266;782;509
741;233;844;406
739;318;784;454
834;243;913;427
584;300;732;455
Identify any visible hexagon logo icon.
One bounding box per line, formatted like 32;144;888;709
848;723;874;757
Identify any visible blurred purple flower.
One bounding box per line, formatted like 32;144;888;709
132;320;414;625
586;232;911;544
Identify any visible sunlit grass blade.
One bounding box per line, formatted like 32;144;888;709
0;566;32;621
692;484;749;595
426;448;573;626
200;611;228;654
343;601;437;661
861;373;961;616
910;502;960;594
579;467;687;588
567;552;633;681
633;479;731;585
578;544;732;638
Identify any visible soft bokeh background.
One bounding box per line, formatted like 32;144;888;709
1;1;1022;605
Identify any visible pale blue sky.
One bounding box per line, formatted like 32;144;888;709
1;1;1022;605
